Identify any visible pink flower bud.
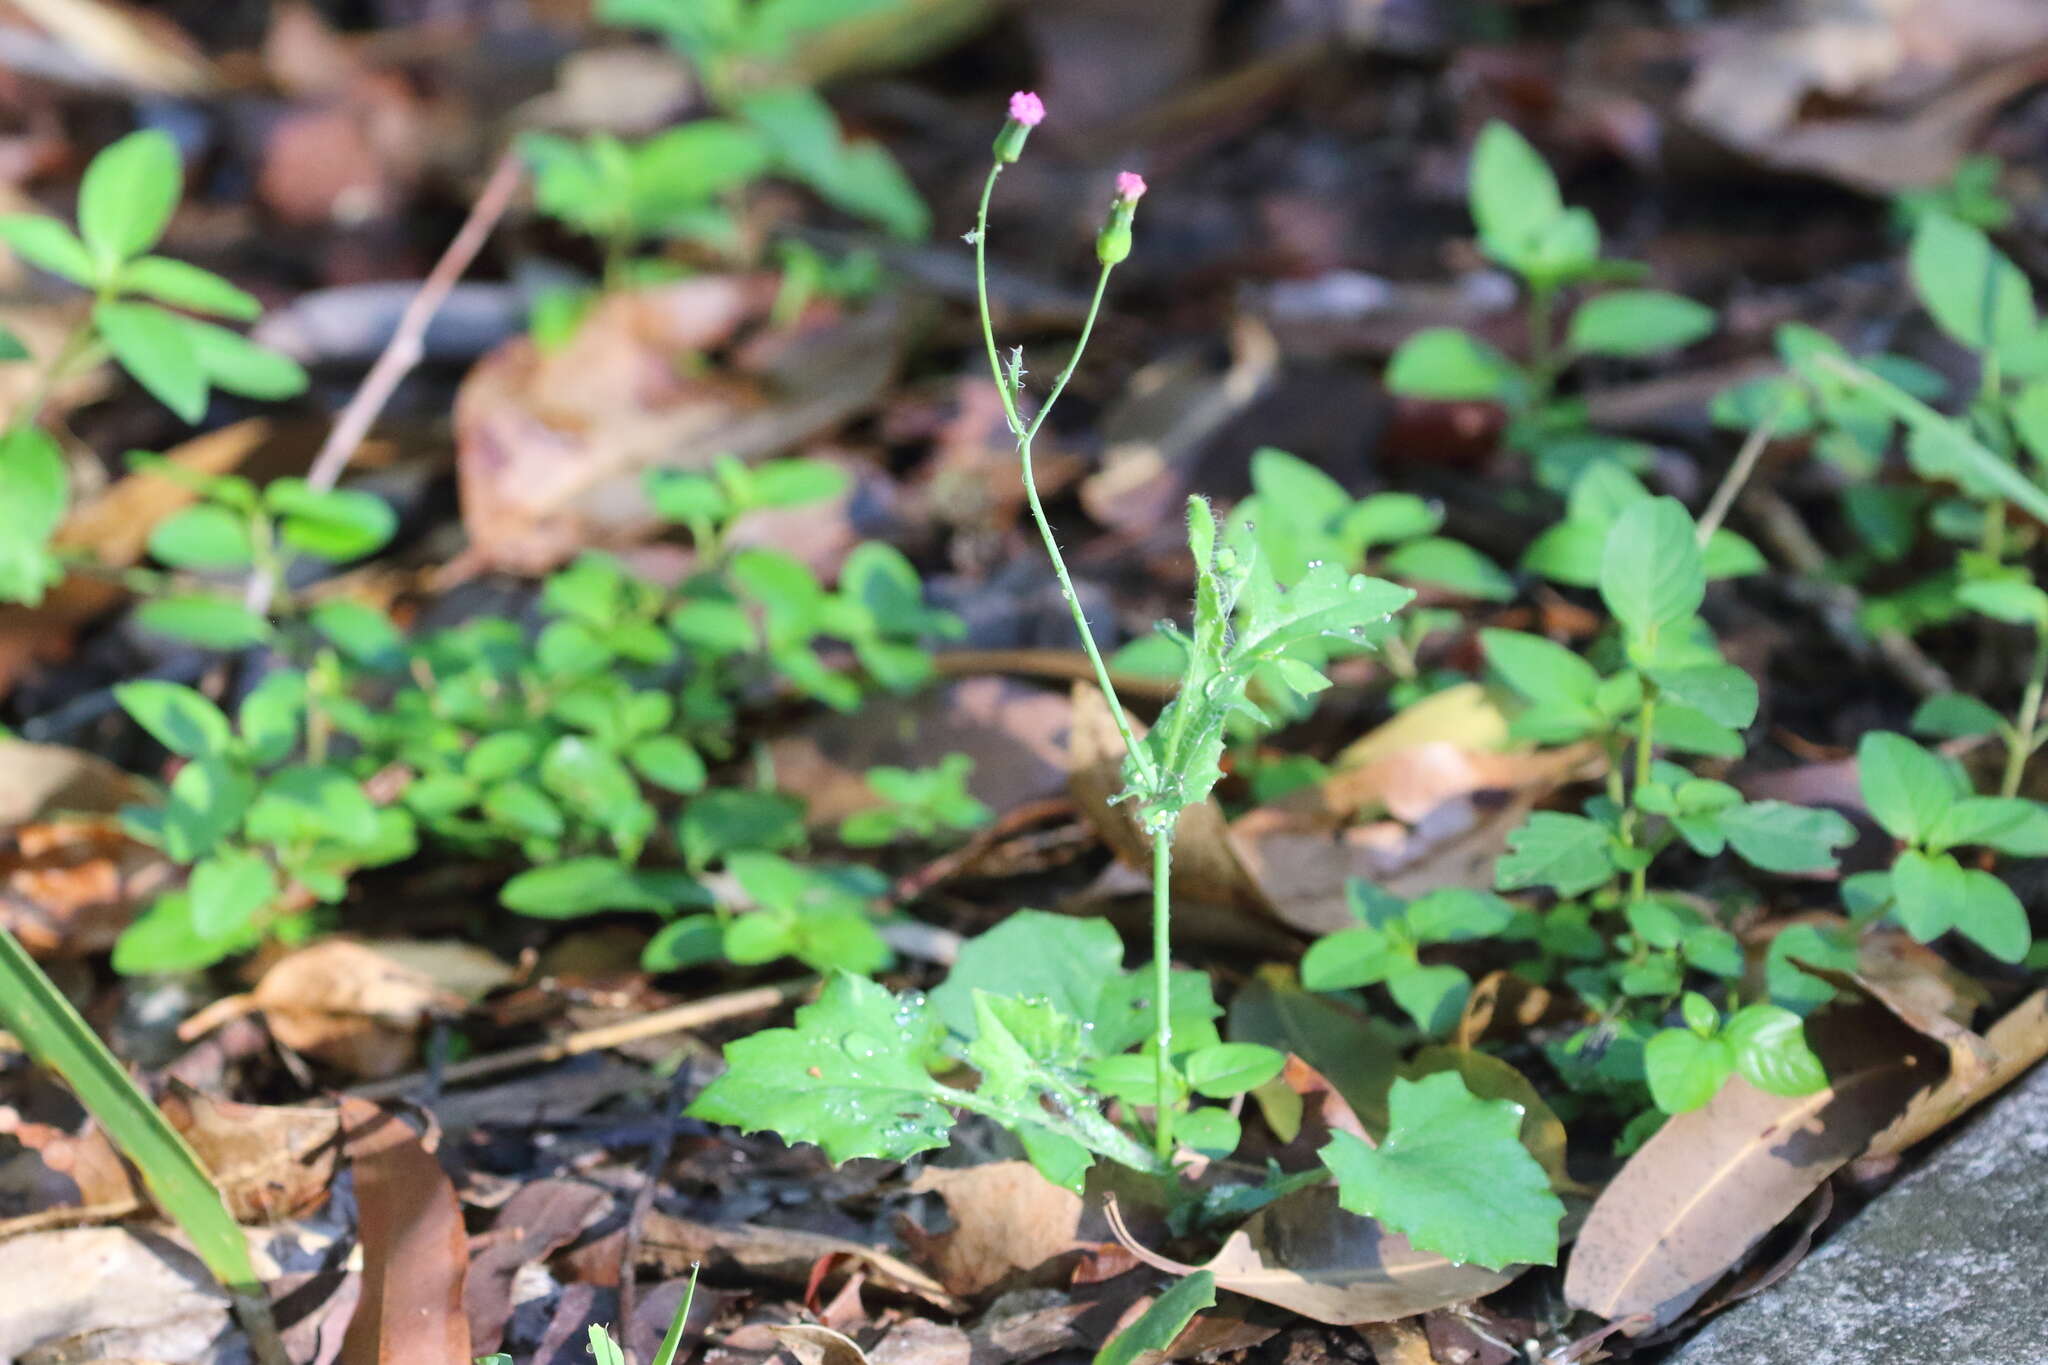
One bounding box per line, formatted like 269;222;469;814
1009;91;1046;128
1115;171;1148;202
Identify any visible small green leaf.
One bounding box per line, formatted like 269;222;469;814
1599;497;1704;641
308;599;404;669
1481;628;1601;707
1093;1271;1217;1365
0;425;68;604
629;735;707;793
79;130;182;266
1909;212;2036;355
687;973;957;1162
1567;290;1714;357
1495;811;1617;897
1386;960;1472;1035
1183;1042;1286;1099
1385;328;1519;402
183;318;307;401
148;504;254;570
1644;1026;1733;1113
1381;537;1514;601
1301;926;1400;990
1469;120;1564;276
1405;887;1516;942
265;479;395;560
135;594;271;649
116;680;232;756
1723;1004;1827;1097
186;849;278;939
1716;801;1855;874
119;257;260;320
244;765;376;847
641;914;725;973
1928;796;2048;856
677;789;805;868
237;669;305;764
0;215;97;286
96;301;207;422
1321;1071;1563;1269
500;857;705;917
1646;663;1757;729
1857;732;1960;843
1911;693;2007;740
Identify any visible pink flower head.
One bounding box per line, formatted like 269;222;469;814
1115;171;1148;202
1009;91;1046;127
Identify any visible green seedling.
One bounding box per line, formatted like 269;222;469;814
0;130;306;604
1301;883;1517;1034
597;0;928;241
1385;120;1715;489
838;753;991;846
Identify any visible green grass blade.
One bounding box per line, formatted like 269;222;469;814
0;925;257;1287
652;1262;701;1365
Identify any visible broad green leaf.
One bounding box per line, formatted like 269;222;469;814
155;758;254;862
1381;537;1514;600
1928;796;2048;856
1911;693;2006;740
182;318;308;400
1300;926;1400;991
1857;732;1959;843
135;594;270;648
119;257;260;320
0;425;67;604
500;857;706;917
1646;664;1757;729
687;973;956;1162
266;479;395;560
641;914;725;972
1954;869;2031;963
116;680;232;756
1321;1071;1563;1269
1481;628;1601;706
186;849;278;939
1183;1042;1286;1098
1909;212;2036;354
1093;1271;1217;1365
630;735;708;793
148;504;254;570
740;86;928;239
1567;290;1714;357
244;765;376;847
1469;120;1563;274
1340;491;1442;553
309;599;404;669
481;781;564;839
237;669;305;764
1764;921;1858;1013
1599;497;1703;640
629;120;773;215
1495;811;1617;897
1722;1004;1827;1097
1386;960;1472;1035
96;301;206;422
745;457;852;509
0;215;96;285
1716;801;1855;874
1643;1026;1733;1113
79;130;181;265
677;789;805;867
1385;328;1519;402
1405;887;1516;942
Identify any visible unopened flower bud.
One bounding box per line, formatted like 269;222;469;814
994;90;1045;164
1096;170;1147;266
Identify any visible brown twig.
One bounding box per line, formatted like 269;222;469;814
245;147;525;616
346;978;813;1101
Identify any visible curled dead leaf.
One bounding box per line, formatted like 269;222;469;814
0;743;168;957
899;1161;1086;1298
1563;1006;1937;1332
638;1208;964;1312
1105;1187;1519;1325
1865;987;2048;1160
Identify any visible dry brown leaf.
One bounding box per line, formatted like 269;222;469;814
338;1096;472;1365
770;1323;872;1365
8;0;214;93
0;1111;140;1208
638;1208;965;1312
464;1179;611;1354
1563;1006;1937;1332
1067;684;1280;923
160;1088;342;1223
453;279;903;575
899;1161;1086;1297
1358;1320;1435;1365
1681;0;2048;190
1454;969;1559;1049
866;1318;974;1365
1865;987;2048;1159
0;742;168;957
1107;1186;1518;1325
0;1226;234;1360
181;938;479;1078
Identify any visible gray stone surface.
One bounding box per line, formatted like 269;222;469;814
1668;1061;2048;1365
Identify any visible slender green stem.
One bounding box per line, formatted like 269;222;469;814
972;165;1152;779
1151;829;1176;1160
1628;694;1656;903
1527;283;1559;399
1696;395;1787;546
2002;626;2048;799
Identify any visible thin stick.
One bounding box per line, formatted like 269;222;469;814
347;978;812;1101
245;148;524;615
1696;397;1786;545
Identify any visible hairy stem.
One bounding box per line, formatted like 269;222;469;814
1152;829;1176;1160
